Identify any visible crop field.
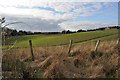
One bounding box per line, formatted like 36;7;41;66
5;29;119;47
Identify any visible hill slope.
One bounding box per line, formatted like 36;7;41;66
6;29;119;47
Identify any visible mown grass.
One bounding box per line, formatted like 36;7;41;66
5;29;119;47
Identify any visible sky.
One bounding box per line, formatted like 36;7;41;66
0;0;119;32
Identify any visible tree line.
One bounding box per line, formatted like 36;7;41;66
1;26;119;36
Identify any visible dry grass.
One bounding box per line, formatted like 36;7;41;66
2;40;120;78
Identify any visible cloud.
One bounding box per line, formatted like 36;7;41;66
0;5;74;22
0;2;112;20
59;21;118;31
1;14;63;32
0;1;117;32
0;0;119;7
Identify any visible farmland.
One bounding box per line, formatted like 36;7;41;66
2;29;120;78
5;29;119;47
1;1;120;79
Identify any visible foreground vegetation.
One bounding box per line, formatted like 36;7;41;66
2;40;119;78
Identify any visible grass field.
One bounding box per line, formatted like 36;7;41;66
2;29;120;78
5;29;119;47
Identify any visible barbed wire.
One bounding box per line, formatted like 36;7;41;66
5;40;17;51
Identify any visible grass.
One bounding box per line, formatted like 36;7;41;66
2;29;119;78
5;29;119;47
2;40;120;78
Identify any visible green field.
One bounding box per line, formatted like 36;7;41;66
6;29;119;47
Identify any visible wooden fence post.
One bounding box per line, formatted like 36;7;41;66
117;38;120;45
117;38;120;56
68;40;72;55
94;40;100;51
29;40;34;61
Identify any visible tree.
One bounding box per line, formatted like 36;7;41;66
62;30;66;34
77;29;83;32
66;30;71;33
0;17;5;24
11;29;18;36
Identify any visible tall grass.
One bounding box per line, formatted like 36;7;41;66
2;40;119;78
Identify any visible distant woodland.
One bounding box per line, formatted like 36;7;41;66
1;26;119;36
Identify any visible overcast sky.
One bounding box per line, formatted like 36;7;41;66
0;0;118;32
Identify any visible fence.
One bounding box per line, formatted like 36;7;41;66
1;38;120;78
28;39;120;60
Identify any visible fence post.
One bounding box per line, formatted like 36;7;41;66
117;38;120;45
29;40;34;61
94;40;100;51
68;40;72;55
117;38;120;56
